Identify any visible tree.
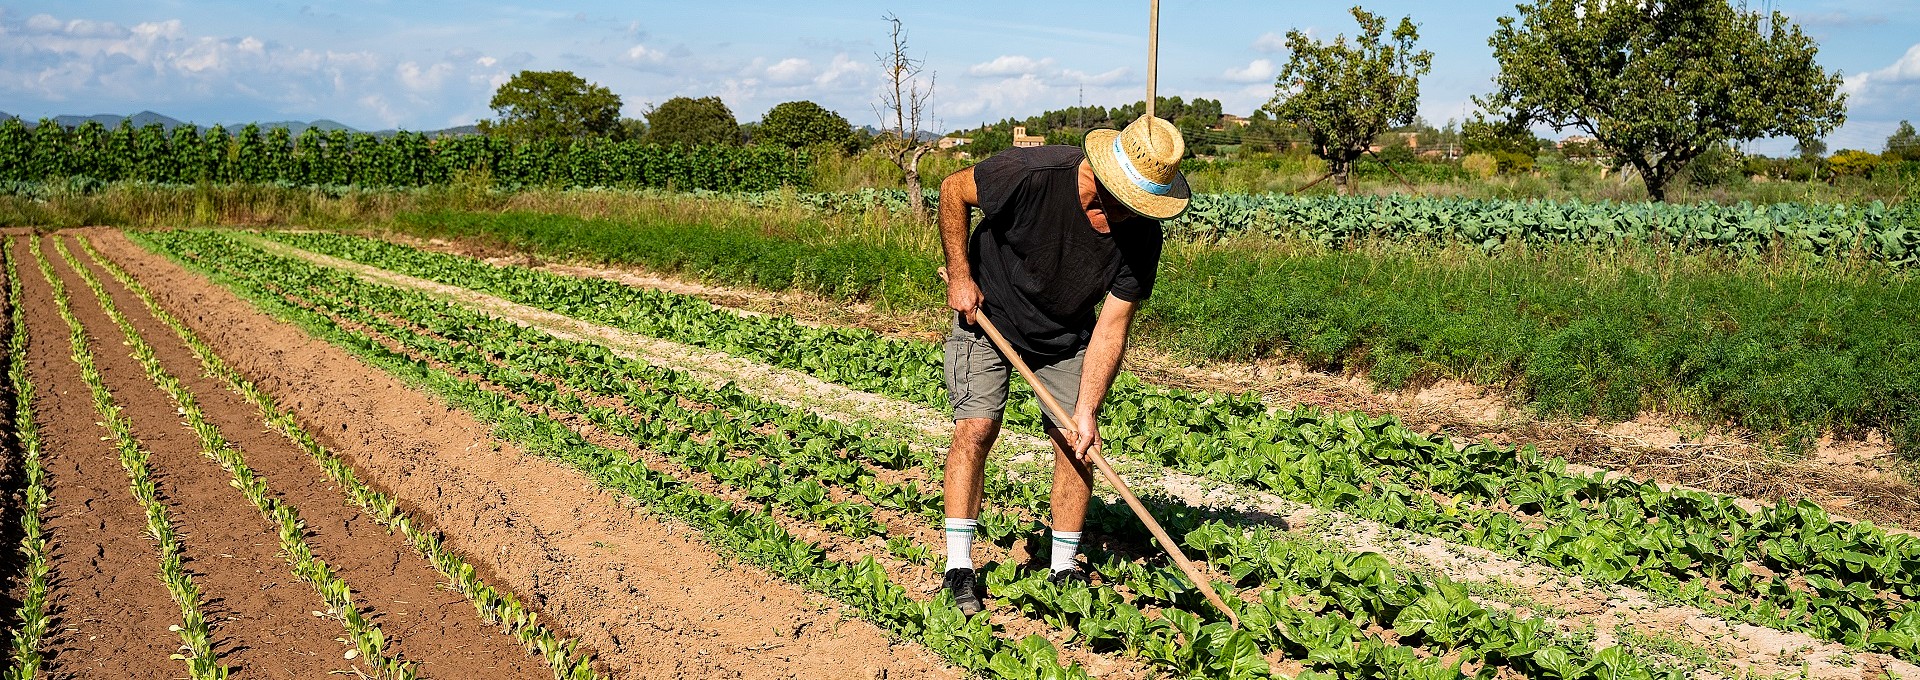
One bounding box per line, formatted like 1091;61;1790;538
1794;137;1828;160
1265;7;1432;194
644;96;740;146
478;70;623;141
758;100;856;153
873;13;936;218
1886;121;1920;162
1481;0;1846;201
1464;115;1542;173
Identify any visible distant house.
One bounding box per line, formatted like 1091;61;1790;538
1557;135;1597;149
1011;126;1045;148
1213;114;1250;130
937;136;972;150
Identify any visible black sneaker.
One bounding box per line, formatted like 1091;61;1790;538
943;568;983;615
1048;567;1089;587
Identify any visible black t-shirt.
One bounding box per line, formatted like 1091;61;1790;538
967;145;1164;358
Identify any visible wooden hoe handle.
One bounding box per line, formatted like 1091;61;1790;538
973;313;1240;627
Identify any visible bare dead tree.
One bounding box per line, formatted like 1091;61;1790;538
874;13;936;220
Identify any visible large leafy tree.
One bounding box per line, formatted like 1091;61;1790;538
645;96;740;146
478;70;623;141
757;100;855;153
1265;6;1432;195
1482;0;1846;201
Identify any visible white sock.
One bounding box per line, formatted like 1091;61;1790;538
944;518;977;571
1050;530;1083;573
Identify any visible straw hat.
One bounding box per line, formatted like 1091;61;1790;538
1084;114;1191;220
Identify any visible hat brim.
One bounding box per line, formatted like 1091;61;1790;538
1084;128;1190;221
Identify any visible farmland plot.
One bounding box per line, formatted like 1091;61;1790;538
3;225;1914;679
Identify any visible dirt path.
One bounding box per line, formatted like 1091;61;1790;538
15;236;183;677
91;230;960;679
409;236;1920;532
63;234;551;678
42;236;353;676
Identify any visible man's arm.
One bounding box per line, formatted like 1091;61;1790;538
1068;294;1138;460
940;168;983;324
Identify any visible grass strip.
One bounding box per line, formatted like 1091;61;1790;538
77;235;602;680
3;243;52;678
28;236;228;679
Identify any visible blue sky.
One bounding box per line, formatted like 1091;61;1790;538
2;1;1916;155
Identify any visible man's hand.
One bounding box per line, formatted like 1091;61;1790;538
1067;410;1101;462
948;275;984;325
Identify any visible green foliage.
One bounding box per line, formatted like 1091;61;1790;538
1886;121;1920;162
645;96;740;147
1266;6;1433;193
757;100;856;153
0;119;809;192
1483;0;1847;201
477;70;623;141
1830;150;1882;177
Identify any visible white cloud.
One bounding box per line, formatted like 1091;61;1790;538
475;56;497;68
765;57;813;84
813;53;867;89
968;55;1054;77
623;43;666;64
1062;67;1129;86
1252;31;1288;53
0;10;500;129
1221;59;1276;83
1842;43;1920;102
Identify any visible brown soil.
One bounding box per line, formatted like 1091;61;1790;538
39;236;358;675
403;236;1920;532
16;235;201;678
90;230;961;679
62;234;550;678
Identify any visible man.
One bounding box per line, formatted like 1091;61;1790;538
937;114;1189;615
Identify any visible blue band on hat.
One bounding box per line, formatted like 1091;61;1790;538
1112;137;1172;196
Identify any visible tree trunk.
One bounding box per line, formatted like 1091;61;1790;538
1636;159;1668;202
903;145;932;220
1332;163;1352;195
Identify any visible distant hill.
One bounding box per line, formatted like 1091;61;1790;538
8;110;479;138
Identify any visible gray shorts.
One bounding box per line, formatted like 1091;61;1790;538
944;316;1083;428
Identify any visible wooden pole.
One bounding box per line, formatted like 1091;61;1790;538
973;313;1240;628
1146;0;1159;120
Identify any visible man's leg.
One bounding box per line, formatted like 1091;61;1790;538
943;417;999;570
1035;351;1090;576
941;318;1008;614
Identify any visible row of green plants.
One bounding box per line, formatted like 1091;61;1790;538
193;230;1686;679
259;230;1920;659
0;119;810;192
3;246;51;679
136;229;1096;680
52;238;422;676
730;188;1920;266
72;236;603;679
27;237;228;678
